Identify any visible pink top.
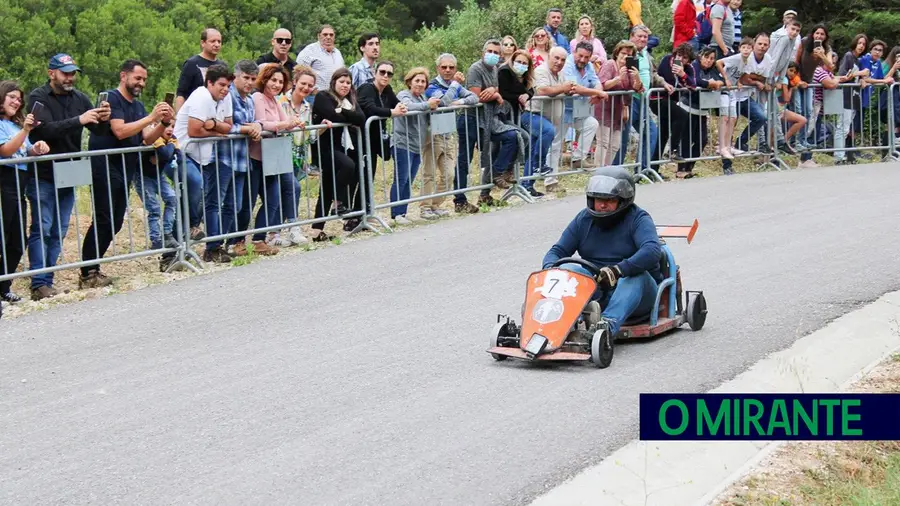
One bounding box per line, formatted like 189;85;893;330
250;91;290;160
569;37;608;63
594;60;634;128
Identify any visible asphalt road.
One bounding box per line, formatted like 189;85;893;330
2;163;899;505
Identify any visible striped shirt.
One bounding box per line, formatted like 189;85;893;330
813;66;833;104
349;58;374;88
226;83;254;173
297;43;345;91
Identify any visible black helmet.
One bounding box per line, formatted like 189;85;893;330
585;167;635;219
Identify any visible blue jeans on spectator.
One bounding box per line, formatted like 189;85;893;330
559;263;658;336
130;170;177;249
613;100;659;170
164;159;203;229
794;87;815;162
278;172;301;224
390;147;421;218
196;157;236;252
25;178;75;289
520;112;556;189
455;114;479;204
735;98;767;151
232;159;283;243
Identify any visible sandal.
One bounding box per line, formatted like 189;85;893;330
312;230;333;242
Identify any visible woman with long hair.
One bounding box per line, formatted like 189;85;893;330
500;36;519;64
794;23;831;167
498;49;547;198
310;67;366;240
0;80;49;302
594;41;640;167
526;27;555;68
569;15;607;72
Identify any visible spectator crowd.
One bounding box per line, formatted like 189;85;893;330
1;5;899;312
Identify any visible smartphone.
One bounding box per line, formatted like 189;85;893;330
97;91;109;107
814;40;823;49
673;57;683;67
625;56;638;70
164;92;175;107
30;101;44;125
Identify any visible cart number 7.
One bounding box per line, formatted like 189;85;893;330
537;270;579;299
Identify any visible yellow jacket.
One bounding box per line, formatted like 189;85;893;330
621;0;643;27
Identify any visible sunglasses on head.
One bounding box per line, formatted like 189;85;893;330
275;38;292;45
378;69;394;77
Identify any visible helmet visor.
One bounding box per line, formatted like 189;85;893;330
586;175;634;199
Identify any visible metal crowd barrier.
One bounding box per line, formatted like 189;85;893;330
0;145;178;285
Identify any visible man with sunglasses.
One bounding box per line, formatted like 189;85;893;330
257;28;297;74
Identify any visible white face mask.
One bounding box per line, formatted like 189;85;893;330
513;63;529;75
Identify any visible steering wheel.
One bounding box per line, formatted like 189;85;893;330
550;257;602;275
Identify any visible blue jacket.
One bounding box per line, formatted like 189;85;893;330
542;205;663;281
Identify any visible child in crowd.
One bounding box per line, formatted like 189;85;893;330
135;122;180;252
776;63;808;152
715;37;753;160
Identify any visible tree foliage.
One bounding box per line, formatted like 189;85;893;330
0;0;897;104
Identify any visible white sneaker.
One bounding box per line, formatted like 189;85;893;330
421;210;438;220
267;232;293;248
288;226;308;246
434;209;451;217
731;147;746;155
393;215;411;225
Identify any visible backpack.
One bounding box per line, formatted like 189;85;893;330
696;1;725;46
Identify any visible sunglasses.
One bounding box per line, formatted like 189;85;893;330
503;43;516;47
378;69;394;77
439;65;456;70
275;38;292;45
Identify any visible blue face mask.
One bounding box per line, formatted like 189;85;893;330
484;53;500;66
513;63;529;75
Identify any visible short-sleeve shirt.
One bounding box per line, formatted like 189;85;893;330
562;54;600;123
177;55;226;100
174;86;234;166
527;63;564;125
719;54;751;102
710;3;734;49
0;119;34;171
87;89;148;175
744;52;774;100
813;66;834;104
463;60;499;118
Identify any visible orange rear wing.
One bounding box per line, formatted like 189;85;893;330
655;219;699;244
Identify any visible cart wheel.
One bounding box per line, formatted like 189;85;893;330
490;322;510;361
686;293;708;331
590;327;614;369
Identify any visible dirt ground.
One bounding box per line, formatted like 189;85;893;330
711;353;900;506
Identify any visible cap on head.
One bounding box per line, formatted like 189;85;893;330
783;9;798;18
49;53;81;73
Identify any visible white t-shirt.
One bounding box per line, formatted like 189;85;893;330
743;52;774;101
719;53;751;102
174;86;233;166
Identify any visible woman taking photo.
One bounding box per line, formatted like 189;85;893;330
311;68;366;240
650;42;696;177
794;24;832;167
389;67;440;225
594;41;640;166
0;80;49;303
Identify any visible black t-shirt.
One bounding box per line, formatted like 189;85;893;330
177;55;225;100
87;89;148;175
256;52;297;74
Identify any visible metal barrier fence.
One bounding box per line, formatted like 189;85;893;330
1;82;897;298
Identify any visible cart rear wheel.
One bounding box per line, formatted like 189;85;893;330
686;293;708;331
490;322;510;361
590;327;614;368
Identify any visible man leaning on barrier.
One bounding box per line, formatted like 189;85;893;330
80;60;173;289
25;53;111;301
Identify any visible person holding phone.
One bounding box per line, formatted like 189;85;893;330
80;59;173;289
594;41;640;166
794;24;832;168
0;81;50;304
25;53;112;300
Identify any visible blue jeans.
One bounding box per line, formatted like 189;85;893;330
455;115;479;204
794;87;815;161
25;178;74;289
131;170;177;248
232;159;283;243
279;172;301;223
521;113;556;189
558;263;658;336
390;147;421;218
165;159;203;229
197;158;236;252
614;100;659;169
735;99;767;151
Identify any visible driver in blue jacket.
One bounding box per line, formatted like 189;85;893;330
542;167;662;337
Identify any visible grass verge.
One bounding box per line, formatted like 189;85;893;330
712;353;900;506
